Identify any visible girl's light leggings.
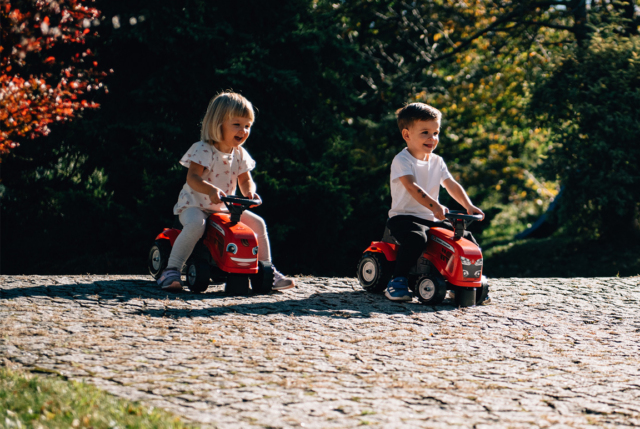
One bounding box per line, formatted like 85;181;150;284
167;207;271;270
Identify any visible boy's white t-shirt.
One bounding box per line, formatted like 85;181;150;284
173;141;256;215
389;148;453;221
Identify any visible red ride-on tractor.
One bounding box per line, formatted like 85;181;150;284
148;196;274;295
357;211;488;307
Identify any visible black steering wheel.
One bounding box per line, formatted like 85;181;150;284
221;195;261;223
444;210;482;239
444;210;483;223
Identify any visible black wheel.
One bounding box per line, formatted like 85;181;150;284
455;287;477;307
415;272;447;305
250;261;274;295
185;260;210;293
476;276;490;305
357;252;393;293
148;240;171;280
225;273;250;295
408;275;418;292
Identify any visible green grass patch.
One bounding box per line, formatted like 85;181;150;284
484;235;640;278
0;366;193;428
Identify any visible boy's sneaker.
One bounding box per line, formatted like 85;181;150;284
385;277;412;301
157;268;183;292
273;268;295;291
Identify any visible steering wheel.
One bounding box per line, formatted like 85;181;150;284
220;195;262;223
444;210;483;223
444;210;482;240
220;195;261;207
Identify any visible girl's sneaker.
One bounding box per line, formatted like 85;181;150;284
157;268;183;292
273;268;295;291
385;277;412;301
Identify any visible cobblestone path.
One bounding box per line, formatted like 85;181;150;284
1;275;640;428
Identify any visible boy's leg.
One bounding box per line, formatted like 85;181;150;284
387;216;431;279
384;216;431;301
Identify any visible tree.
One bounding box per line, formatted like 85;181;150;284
529;23;640;238
1;0;371;275
0;0;106;156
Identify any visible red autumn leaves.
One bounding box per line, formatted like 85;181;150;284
1;0;107;156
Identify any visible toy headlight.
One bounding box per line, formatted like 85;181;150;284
475;258;483;266
226;243;238;254
252;246;259;255
460;256;471;265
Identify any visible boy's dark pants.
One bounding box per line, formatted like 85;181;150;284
387;215;479;279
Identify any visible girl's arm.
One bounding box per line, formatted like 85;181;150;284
442;178;484;219
398;175;447;220
238;171;260;202
186;162;226;204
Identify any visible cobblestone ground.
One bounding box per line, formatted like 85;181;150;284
1;275;640;428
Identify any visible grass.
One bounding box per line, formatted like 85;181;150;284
483;235;640;278
0;366;193;429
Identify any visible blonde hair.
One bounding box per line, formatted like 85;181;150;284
200;92;255;143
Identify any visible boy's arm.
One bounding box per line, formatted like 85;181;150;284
238;171;260;203
398;175;448;220
442;177;484;220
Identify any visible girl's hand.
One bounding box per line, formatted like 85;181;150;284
245;192;262;207
466;205;485;220
209;188;226;204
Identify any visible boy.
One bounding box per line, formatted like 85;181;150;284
385;103;484;301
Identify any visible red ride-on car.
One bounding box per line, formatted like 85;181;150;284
148;195;273;295
357;211;488;307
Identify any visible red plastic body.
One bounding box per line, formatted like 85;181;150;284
363;226;483;288
155;212;259;274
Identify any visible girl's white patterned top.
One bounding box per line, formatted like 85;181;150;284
173;141;255;214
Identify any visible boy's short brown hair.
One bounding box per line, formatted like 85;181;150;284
396;103;442;132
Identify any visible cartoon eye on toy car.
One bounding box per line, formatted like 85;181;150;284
357;211;489;307
148;195;273;295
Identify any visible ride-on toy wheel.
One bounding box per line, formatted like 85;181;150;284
148;240;171;280
455;287;476;307
415;272;447;305
226;273;250;295
250;261;274;295
357;252;393;293
185;260;210;293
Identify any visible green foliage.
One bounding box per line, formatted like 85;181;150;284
2;0;370;275
484;234;640;277
0;366;191;428
2;1;639;276
530;26;640;238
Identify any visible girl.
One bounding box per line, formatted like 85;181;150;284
157;92;295;292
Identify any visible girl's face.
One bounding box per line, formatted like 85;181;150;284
217;116;253;152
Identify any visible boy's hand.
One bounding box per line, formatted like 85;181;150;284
466;205;485;220
432;203;449;221
209;188;226;204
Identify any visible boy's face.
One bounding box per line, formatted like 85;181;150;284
402;119;440;160
219;116;252;151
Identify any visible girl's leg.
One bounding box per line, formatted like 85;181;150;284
167;207;208;270
240;210;294;290
239;210;271;262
